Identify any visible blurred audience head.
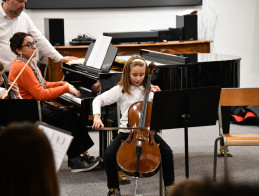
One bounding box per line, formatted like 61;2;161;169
0;122;59;196
168;179;259;196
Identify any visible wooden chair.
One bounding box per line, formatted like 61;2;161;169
213;88;259;181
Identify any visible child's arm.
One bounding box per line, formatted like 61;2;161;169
150;85;161;93
92;114;104;129
92;85;121;129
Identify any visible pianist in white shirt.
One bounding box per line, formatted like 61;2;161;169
0;0;77;74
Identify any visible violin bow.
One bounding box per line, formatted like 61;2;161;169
2;50;36;99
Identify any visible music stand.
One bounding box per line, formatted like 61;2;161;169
35;121;73;171
150;86;221;178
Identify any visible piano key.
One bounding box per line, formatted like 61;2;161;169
60;93;81;105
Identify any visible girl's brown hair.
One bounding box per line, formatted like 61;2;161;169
118;55;149;95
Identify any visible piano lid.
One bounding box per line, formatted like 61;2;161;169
116;50;241;67
139;49;241;66
178;53;241;64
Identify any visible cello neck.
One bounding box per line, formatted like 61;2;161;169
139;62;155;128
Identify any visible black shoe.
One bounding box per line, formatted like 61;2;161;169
107;189;121;196
82;150;96;162
68;155;96;168
69;156;99;173
118;171;130;184
84;155;96;162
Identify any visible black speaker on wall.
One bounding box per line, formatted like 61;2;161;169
176;15;197;41
44;18;64;46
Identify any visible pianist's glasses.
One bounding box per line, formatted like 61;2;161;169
22;41;37;48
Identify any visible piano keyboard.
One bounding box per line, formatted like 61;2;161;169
60;93;82;105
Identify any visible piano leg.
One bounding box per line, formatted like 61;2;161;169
99;130;108;158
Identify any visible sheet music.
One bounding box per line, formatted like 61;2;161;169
86;35;112;69
39;125;73;171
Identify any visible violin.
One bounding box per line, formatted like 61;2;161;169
116;62;161;177
2;50;35;99
2;73;16;99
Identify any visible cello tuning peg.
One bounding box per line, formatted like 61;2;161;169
149;62;156;68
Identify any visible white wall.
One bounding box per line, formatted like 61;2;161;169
24;0;259;87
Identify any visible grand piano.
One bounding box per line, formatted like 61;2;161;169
139;49;240;90
57;49;240;157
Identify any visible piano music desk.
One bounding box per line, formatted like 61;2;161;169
47;40;212;82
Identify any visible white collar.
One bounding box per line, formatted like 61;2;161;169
0;2;7;18
130;85;145;91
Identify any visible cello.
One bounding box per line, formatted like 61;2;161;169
116;62;161;177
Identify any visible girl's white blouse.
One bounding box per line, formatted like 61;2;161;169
92;85;154;133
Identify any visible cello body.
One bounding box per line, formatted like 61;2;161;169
116;101;161;177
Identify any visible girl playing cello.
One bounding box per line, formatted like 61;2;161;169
92;55;175;196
